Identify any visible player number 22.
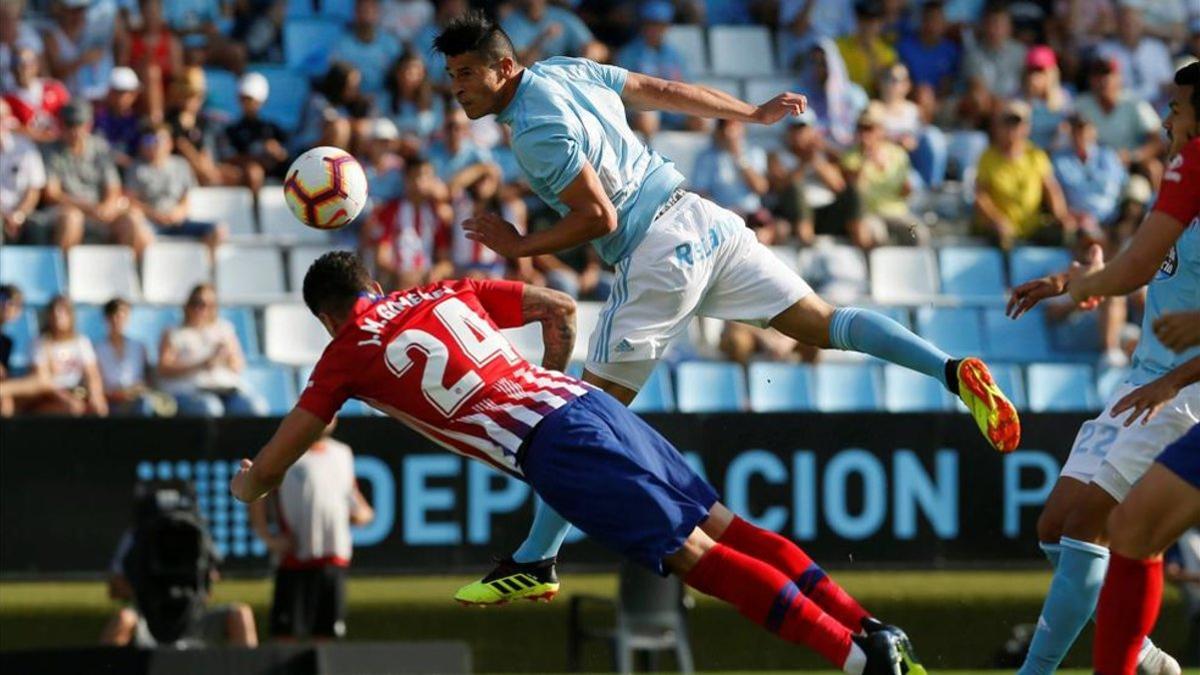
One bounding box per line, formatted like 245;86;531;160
383;298;519;416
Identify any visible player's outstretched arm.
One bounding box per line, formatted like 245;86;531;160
521;285;577;373
1110;355;1200;427
621;71;806;125
231;407;327;503
1068;211;1185;302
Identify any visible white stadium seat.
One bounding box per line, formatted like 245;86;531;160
142;242;212;304
664;25;707;74
869;247;940;304
264;303;330;366
288;245;341;296
216;246;288;304
744;77;798;107
708;26;776;78
68;245;141;303
650;131;710;180
189;186;257;237
258;186;332;244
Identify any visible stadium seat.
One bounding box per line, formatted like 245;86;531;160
884;364;950;412
915;307;984;356
572;301;604;363
284;19;344;75
221;306;261;360
747;362;814;412
664;24;707;73
501;322;544;364
0;246;65;304
202;68;239;123
127;305;184;363
814;363;881;412
287;244;340;295
68;246;141;303
798;244;869;304
188;186;257;237
243;363;298;415
675;361;747;412
1;307;38;372
1009;247;1073;289
216;246;288;304
708;26;776;77
141;242;212;304
938;246;1006;302
630;363;676;413
252;65;310;133
982;307;1053;362
265;304;330;366
1096;366;1129;402
1027;363;1099;412
74;304;105;344
869;247;939;303
259;188;331;244
650;131;709;179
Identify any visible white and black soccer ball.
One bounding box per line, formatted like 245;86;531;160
283;146;368;230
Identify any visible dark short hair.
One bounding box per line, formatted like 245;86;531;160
302;251;373;318
432;10;515;63
0;283;20;304
103;297;130;317
1176;61;1200;120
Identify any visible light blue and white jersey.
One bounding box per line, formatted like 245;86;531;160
495;57;686;265
1129;139;1200;385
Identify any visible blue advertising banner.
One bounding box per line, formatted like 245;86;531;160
0;413;1088;575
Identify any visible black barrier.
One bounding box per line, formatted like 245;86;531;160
0;413;1089;575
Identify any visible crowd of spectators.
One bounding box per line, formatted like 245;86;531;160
1;0;1198;414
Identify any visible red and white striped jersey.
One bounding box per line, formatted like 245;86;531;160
297;279;588;478
371;199;448;273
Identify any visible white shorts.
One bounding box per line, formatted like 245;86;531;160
585;193;811;390
1060;381;1200;501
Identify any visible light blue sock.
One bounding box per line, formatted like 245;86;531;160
512;501;572;563
829;308;953;390
1038;541;1156;658
1018;537;1110;675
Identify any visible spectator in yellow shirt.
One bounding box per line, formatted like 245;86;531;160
836;1;897;97
973;100;1076;249
840;103;928;249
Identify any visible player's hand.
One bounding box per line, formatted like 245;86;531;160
1067;243;1105;303
230;458;261;503
462;212;524;258
750;93;808;125
1006;274;1067;319
1153;311;1200;352
1111;375;1180;427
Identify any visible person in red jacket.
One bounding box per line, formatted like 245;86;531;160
3;45;69;142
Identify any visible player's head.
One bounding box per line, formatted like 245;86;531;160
432;10;519;120
302;251;382;336
1165;61;1200;156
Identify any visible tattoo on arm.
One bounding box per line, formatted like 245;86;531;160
522;287;577;373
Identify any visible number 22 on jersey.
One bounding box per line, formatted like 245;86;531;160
383;298;520;416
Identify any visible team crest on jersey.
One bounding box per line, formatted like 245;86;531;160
1155;245;1178;281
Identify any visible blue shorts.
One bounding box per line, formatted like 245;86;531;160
520;391;719;575
157;219;218;239
1156;423;1200;489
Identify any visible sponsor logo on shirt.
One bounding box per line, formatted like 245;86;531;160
1155;245;1178;281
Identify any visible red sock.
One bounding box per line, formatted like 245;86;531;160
719;516;870;631
1094;553;1163;675
684;543;853;668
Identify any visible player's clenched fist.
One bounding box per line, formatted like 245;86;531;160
230;458;261;503
462;213;524;258
750;93;808;125
1153;310;1200;352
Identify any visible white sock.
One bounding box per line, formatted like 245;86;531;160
843;641;867;675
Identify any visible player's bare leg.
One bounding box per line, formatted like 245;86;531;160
1109;464;1200;559
581;369;638;405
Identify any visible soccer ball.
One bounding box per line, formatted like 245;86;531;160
283;146;368;230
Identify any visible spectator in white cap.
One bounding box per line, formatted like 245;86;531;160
222;72;289;186
362;116;405;209
95;66;143;168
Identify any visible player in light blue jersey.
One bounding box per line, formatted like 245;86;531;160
432;12;1018;614
1004;62;1200;675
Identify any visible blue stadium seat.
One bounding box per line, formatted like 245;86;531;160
1027;363;1099;412
884;364;950;412
243;363;298;415
747;362;813;412
630;363;676;413
675;362;746;412
1;307;39;373
128;306;184;363
916;307;984;356
284;20;345;75
982;307;1053;362
251;65;310;133
938;246;1006;302
202;68;240;123
75;304;105;344
220;307;261;361
1009;247;1073;288
286;0;354;20
0;247;66;304
815;363;881;412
